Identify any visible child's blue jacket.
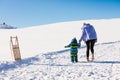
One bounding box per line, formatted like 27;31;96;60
65;38;80;54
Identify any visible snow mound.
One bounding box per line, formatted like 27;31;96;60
0;23;17;29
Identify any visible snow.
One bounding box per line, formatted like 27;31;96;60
0;23;17;29
0;18;120;80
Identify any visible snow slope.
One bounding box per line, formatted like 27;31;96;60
0;18;120;60
0;18;120;80
0;41;120;80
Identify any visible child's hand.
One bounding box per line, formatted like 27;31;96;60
78;43;81;48
95;39;97;42
65;46;67;48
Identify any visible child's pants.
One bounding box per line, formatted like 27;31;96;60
71;53;78;62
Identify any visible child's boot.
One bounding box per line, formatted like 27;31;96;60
71;56;74;63
75;56;78;62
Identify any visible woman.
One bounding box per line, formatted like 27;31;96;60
79;23;97;62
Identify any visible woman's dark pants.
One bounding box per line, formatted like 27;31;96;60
86;39;96;58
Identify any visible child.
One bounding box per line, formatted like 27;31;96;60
65;37;80;63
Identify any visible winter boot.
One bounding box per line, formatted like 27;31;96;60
75;56;78;62
92;53;94;61
71;56;74;63
87;57;89;62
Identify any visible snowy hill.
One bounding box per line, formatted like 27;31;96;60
0;18;120;61
0;18;120;80
0;23;17;29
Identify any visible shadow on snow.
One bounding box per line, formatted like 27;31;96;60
0;56;40;72
92;61;120;64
